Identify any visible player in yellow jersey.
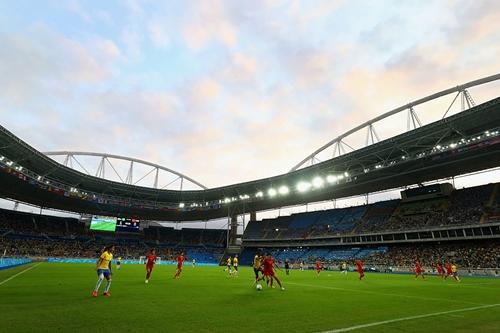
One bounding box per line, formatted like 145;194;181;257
451;264;460;282
253;253;264;283
226;256;232;274
232;255;239;276
92;245;114;297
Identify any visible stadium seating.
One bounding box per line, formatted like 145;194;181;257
241;242;498;269
1;183;499;269
243;183;497;241
0;208;225;263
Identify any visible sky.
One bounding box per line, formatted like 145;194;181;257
1;0;500;198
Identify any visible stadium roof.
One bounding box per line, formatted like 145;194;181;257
1;97;500;221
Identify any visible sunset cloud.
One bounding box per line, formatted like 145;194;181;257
0;0;499;191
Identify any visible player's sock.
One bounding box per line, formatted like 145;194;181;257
104;280;112;292
94;276;104;291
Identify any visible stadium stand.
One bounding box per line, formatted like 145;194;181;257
0;208;225;263
243;183;497;240
241;241;499;270
1;182;499;271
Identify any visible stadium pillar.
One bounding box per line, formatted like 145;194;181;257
229;214;238;246
250;211;256;222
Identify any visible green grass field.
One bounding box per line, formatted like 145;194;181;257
0;262;499;333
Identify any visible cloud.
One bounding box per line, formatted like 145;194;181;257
1;0;500;190
147;21;170;48
181;0;237;49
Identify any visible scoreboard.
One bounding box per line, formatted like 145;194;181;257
116;217;140;232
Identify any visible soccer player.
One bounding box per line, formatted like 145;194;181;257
174;252;185;279
436;263;444;278
92;245;114;297
415;260;425;280
232;255;239;276
315;260;321;275
299;261;304;271
192;259;196;268
356;259;365;280
341;262;348;275
145;248;157;283
253;253;264;282
226;256;232;274
444;262;453;280
284;259;290;275
116;256;122;270
263;253;284;290
451;263;460;282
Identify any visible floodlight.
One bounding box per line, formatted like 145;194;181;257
312;177;324;188
179;203;185;208
268;188;277;197
344;172;349;177
224;198;231;203
296;181;311;192
278;186;289;195
255;191;264;198
326;175;337;183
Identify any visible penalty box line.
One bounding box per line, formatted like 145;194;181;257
286;282;484;306
0;262;43;286
316;303;500;333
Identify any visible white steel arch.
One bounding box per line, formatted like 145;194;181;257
43;151;208;190
291;72;500;171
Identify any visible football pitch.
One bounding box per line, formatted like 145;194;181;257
1;263;499;333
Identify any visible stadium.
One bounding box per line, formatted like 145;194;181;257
1;2;500;333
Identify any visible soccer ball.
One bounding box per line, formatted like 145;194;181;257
256;284;262;291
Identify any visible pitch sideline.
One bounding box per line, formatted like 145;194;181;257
0;262;43;286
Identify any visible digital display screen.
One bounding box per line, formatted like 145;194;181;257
404;184;441;197
90;216;117;232
116;217;140;232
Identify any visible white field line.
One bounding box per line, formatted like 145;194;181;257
317;303;500;333
440;283;499;289
287;282;484;306
0;262;42;286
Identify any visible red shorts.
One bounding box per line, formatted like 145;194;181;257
264;270;275;277
177;264;183;270
416;268;422;274
357;269;364;274
316;267;321;272
146;264;154;271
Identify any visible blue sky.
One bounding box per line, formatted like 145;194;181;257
1;0;500;190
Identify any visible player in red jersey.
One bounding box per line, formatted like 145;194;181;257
173;252;185;279
263;253;284;290
145;248;157;284
444;262;453;279
356;259;365;280
414;260;425;280
315;260;321;275
436;263;444;279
